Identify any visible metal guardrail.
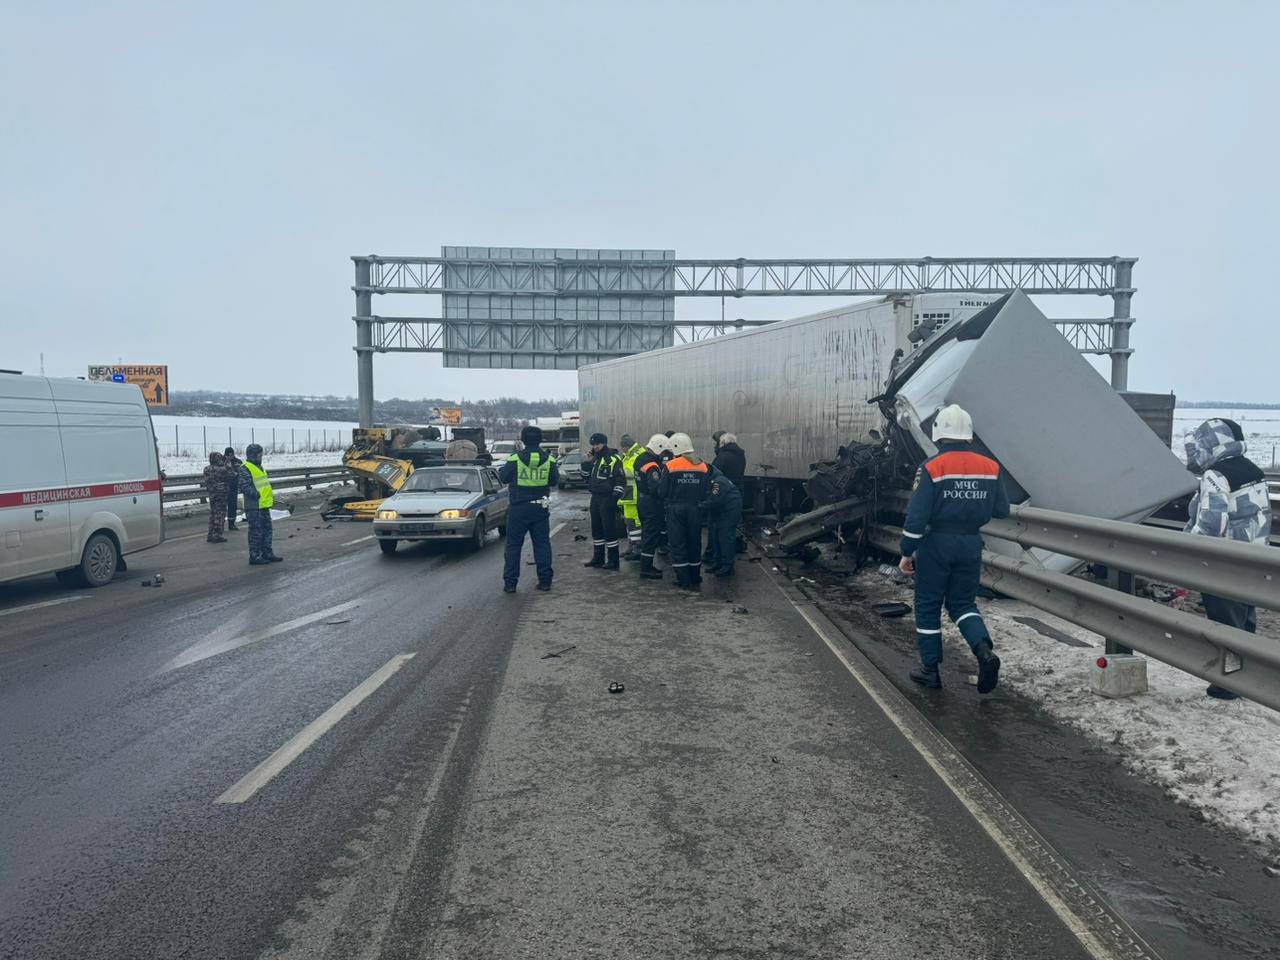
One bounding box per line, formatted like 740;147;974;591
870;502;1280;711
162;464;349;504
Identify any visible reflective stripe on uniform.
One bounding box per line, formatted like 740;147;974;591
510;451;554;487
915;627;943;634
902;530;924;539
954;611;982;624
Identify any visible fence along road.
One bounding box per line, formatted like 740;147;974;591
872;501;1280;712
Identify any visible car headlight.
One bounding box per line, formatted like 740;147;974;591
376;509;398;521
438;509;470;520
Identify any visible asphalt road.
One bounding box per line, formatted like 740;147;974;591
0;493;1173;959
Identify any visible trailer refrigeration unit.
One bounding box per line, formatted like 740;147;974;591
578;293;997;512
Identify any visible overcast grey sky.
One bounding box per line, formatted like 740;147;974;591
3;1;1277;403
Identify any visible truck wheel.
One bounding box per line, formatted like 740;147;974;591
378;539;398;555
78;532;119;587
470;516;487;551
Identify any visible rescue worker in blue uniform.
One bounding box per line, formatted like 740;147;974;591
899;405;1010;693
659;433;712;590
498;425;559;593
634;434;670;580
700;465;742;578
581;432;627;571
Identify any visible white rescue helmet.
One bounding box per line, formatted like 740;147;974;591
668;432;695;457
931;404;974;443
647;433;670;454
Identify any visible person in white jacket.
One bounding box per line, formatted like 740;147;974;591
1184;418;1273;699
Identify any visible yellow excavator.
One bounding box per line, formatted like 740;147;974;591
324;425;491;520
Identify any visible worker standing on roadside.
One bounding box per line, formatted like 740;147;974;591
660;433;712;590
618;433;647;562
707;432;747;567
1184;418;1273;700
701;466;743;578
899;405;1009;693
635;434;670;580
223;447;242;530
582;432;627;570
238;443;283;566
499;424;559;593
202;452;229;544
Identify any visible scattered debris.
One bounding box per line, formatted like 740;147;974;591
871;601;912;618
747;556;763;564
540;644;577;660
324;619;352;626
878;563;912;586
792;576;816;585
732;606;749;615
141;573;166;588
573;534;588;542
608;681;625;694
1264;865;1280;878
770;756;779;763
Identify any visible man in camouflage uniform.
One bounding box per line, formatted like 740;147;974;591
238;443;284;565
203;452;229;543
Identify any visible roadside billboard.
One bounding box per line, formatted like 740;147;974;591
88;364;169;406
430;406;463;425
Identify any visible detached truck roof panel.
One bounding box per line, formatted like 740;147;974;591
579;294;996;479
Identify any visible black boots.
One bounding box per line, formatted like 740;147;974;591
910;665;941;688
603;545;620;570
640;555;663;580
583;546;605;568
974;640;1001;694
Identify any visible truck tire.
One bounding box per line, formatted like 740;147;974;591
77;532;119;587
470;516;487;551
379;539;398;555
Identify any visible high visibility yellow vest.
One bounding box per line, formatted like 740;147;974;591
511;451;555;487
619;444;644;506
244;461;274;509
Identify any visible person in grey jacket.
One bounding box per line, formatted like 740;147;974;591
1184;418;1273;699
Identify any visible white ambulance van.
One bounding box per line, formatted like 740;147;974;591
1;372;164;587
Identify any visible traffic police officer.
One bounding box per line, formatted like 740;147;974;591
498;424;559;593
618;433;647;561
899;404;1009;692
634;434;670;580
581;432;627;570
238;443;283;566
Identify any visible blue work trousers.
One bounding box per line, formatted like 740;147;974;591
914;533;990;668
705;495;742;573
504;501;553;587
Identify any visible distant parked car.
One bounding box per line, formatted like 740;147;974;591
490;440;518;458
557;449;587;490
373;465;508;554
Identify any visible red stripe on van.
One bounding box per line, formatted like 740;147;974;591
0;478;162;510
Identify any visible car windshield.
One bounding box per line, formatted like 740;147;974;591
562;453;582;465
404;469;481;493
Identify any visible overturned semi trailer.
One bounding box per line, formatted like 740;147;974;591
578;293;997;512
800;290;1198;572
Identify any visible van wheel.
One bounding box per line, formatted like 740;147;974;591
79;532;119;587
379;539;398;555
470;516;486;551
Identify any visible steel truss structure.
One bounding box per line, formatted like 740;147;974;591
351;253;1136;426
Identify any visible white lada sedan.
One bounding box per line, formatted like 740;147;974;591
372;465;509;554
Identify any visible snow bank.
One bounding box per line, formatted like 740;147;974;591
854;568;1280;859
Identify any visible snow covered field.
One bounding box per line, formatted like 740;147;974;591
160;449;344;477
1172;407;1280;467
150;414;356;460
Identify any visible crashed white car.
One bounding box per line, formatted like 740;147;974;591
373;465;509;554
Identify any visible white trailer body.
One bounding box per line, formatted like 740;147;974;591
578;294;995;481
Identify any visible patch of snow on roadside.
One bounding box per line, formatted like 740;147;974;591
855;568;1280;859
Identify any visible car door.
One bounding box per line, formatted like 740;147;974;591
0;376;73;582
485;469;508;523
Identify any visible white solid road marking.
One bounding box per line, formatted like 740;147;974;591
342;535;374;546
215;653;415;804
775;583;1146;960
0;595;88;618
161;600;361;672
